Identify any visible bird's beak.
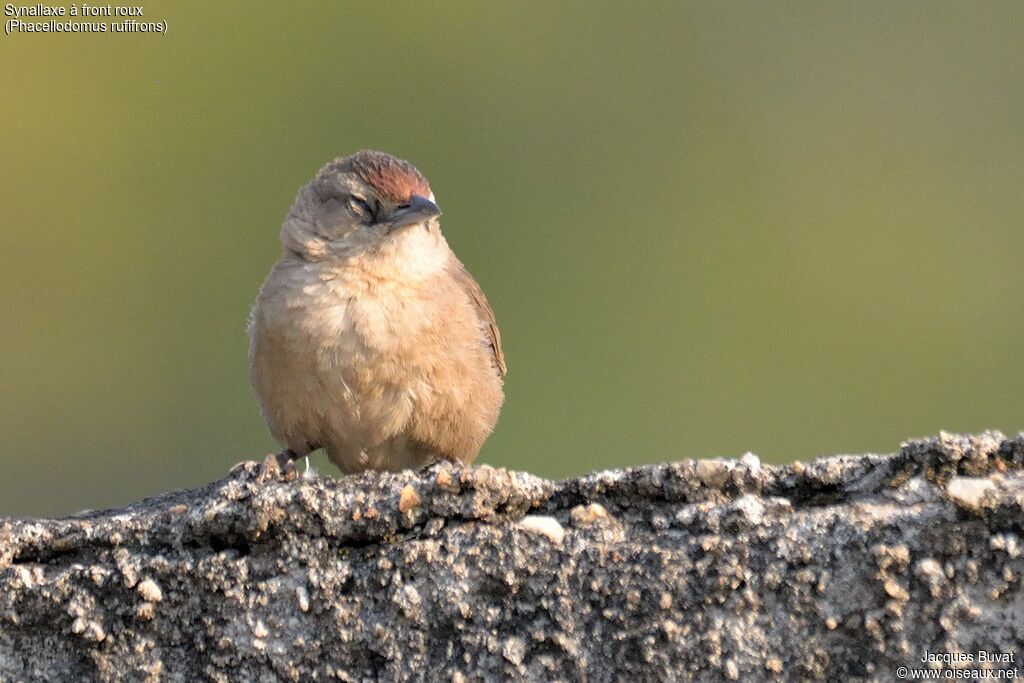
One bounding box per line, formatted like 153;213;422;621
389;194;442;231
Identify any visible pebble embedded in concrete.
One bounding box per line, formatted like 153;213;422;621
946;476;996;509
136;578;162;603
517;515;565;544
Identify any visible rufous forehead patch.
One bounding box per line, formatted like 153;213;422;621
348;150;431;203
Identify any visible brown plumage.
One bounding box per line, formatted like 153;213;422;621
448;257;507;377
248;151;505;473
349;150;431;203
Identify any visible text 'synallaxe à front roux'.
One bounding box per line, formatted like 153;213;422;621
4;4;168;35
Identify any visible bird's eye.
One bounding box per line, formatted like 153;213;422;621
346;197;375;222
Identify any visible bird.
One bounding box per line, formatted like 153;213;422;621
248;150;506;477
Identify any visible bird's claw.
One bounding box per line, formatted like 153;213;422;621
256;450;299;484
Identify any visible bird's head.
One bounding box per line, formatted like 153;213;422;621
281;150;443;262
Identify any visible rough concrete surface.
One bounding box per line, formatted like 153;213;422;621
1;432;1022;682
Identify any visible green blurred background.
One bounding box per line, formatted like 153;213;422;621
1;2;1022;517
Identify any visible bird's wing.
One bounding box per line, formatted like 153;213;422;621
447;256;507;377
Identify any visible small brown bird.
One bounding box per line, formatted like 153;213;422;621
248;150;506;475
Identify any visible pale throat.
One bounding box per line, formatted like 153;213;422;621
378;223;450;281
331;221;450;286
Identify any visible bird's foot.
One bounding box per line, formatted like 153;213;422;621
256;449;299;483
415;454;451;475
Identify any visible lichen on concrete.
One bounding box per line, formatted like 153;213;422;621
0;432;1022;681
